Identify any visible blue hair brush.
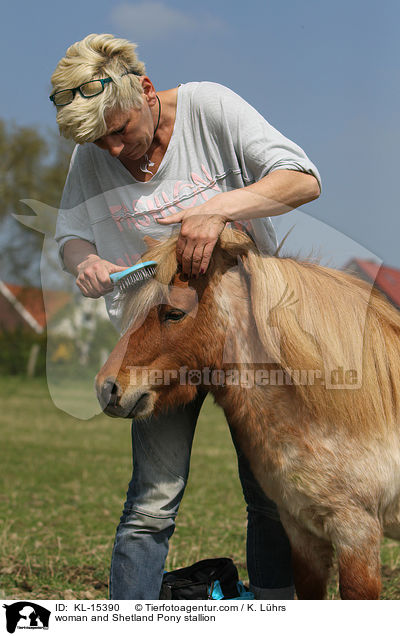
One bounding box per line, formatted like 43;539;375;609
110;260;157;291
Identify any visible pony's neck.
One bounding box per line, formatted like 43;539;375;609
211;379;297;498
210;265;266;366
207;262;303;479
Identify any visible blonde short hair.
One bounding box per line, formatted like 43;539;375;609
50;33;146;143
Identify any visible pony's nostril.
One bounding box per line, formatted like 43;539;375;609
100;378;121;409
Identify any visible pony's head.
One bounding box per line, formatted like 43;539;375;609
95;229;252;419
96;228;400;434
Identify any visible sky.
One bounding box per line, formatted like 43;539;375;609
1;0;400;274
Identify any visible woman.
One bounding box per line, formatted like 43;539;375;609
51;33;321;599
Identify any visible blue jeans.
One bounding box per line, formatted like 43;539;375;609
109;393;293;599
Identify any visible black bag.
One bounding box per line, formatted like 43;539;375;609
159;557;249;600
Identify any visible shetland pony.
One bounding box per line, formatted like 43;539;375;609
96;229;400;599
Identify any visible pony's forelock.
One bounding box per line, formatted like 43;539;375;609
119;235;179;334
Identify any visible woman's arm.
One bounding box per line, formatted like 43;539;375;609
63;238;99;276
63;238;126;298
157;169;320;277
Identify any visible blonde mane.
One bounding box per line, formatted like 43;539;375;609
121;229;400;433
244;243;400;432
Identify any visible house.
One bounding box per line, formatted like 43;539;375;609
0;280;112;372
0;281;71;334
344;259;400;310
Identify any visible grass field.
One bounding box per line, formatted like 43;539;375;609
1;375;400;600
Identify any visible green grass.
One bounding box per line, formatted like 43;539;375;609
0;376;246;599
1;376;400;599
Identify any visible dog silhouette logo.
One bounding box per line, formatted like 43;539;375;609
3;602;50;633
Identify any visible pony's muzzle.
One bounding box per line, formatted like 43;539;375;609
97;377;122;414
96;376;155;419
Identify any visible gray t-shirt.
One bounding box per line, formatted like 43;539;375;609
55;81;321;327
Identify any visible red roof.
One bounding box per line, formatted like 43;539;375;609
1;283;71;330
352;259;400;308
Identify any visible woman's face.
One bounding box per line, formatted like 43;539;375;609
93;98;155;160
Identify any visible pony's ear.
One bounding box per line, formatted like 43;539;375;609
143;235;161;249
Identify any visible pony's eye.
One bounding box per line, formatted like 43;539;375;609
163;309;186;323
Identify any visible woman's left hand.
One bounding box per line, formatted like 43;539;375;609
157;206;227;277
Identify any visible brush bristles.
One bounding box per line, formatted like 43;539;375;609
116;265;157;291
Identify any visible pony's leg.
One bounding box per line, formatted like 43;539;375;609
279;511;333;599
329;511;383;599
336;534;382;599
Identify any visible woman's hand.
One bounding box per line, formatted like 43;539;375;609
76;254;127;298
157;205;227;277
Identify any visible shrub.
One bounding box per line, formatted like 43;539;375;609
0;328;47;376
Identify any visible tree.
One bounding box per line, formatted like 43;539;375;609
0;120;73;285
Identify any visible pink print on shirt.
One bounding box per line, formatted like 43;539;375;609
109;165;222;233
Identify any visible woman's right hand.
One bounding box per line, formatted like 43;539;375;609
76;254;127;298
